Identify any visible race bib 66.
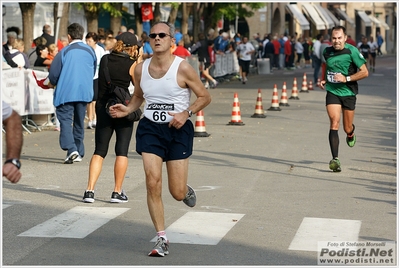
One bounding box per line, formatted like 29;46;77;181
145;103;175;123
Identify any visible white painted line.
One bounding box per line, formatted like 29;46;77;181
151;212;245;245
288;217;361;252
18;206;129;238
3;200;31;209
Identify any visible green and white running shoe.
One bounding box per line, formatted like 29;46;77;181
346;134;356;147
329;158;341;172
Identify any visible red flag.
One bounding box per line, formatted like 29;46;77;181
141;3;153;21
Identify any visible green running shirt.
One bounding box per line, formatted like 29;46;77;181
322;43;367;96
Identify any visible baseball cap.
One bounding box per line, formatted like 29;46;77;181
115;32;140;47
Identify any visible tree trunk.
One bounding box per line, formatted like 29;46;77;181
167;5;178;25
19;3;35;53
53;3;70;40
152;3;161;23
181;3;189;34
110;3;123;36
134;4;143;37
59;3;70;40
192;3;203;42
84;4;100;34
203;3;217;37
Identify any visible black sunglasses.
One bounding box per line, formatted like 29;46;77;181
149;33;171;39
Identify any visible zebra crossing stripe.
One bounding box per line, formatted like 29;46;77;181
151;212;245;245
18;206;130;238
288;217;362;251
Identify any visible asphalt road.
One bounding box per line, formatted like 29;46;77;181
2;55;397;267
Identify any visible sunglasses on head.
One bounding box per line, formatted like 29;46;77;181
149;33;170;39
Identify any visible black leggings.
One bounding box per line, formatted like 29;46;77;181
94;105;134;158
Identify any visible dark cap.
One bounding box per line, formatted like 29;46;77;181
115;32;140;47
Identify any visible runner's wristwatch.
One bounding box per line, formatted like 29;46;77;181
186;110;193;117
4;158;21;169
346;76;351;82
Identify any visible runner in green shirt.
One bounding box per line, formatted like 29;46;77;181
320;26;368;172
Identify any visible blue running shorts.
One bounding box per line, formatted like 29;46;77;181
136;116;194;161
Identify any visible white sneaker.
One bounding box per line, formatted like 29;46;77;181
73;155;83;162
87;121;93;129
64;151;79;164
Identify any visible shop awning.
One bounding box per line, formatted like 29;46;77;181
312;4;335;29
335;8;356;28
285;4;310;31
302;3;327;30
325;8;341;27
356;10;372;27
368;14;390;30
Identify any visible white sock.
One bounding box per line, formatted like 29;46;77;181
157;230;167;241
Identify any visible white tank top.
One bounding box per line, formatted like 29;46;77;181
141;56;191;123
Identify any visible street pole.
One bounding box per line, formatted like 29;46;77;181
55;2;64;42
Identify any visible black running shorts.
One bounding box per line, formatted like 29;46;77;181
326;91;356;110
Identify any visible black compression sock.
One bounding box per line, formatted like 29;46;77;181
329;129;339;159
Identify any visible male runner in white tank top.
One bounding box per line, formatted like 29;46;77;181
109;21;211;257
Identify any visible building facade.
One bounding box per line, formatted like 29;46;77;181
245;2;396;54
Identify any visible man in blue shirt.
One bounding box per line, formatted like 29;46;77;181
47;23;96;164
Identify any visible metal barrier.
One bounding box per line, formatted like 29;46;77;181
185;53;239;78
213;53;239;77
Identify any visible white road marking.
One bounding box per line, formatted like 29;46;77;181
3;200;31;209
288;217;361;251
151;212;245;245
18;206;129;238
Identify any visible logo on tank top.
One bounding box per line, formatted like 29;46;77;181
147;103;174;110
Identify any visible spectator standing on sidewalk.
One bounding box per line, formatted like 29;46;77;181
173;39;191;59
294;37;304;68
376;32;383;56
278;34;285;70
320;34;332;81
262;34;274;72
2;101;23;184
271;35;281;69
85;32;106;130
284;35;293;69
312;34;323;84
109;21;211;257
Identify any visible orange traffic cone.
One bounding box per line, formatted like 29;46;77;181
317;78;321;88
194;110;210;137
280;82;290;106
308;80;314;90
251;89;266;118
300;72;308;93
268;84;281;111
289;77;300;100
227;92;245;125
